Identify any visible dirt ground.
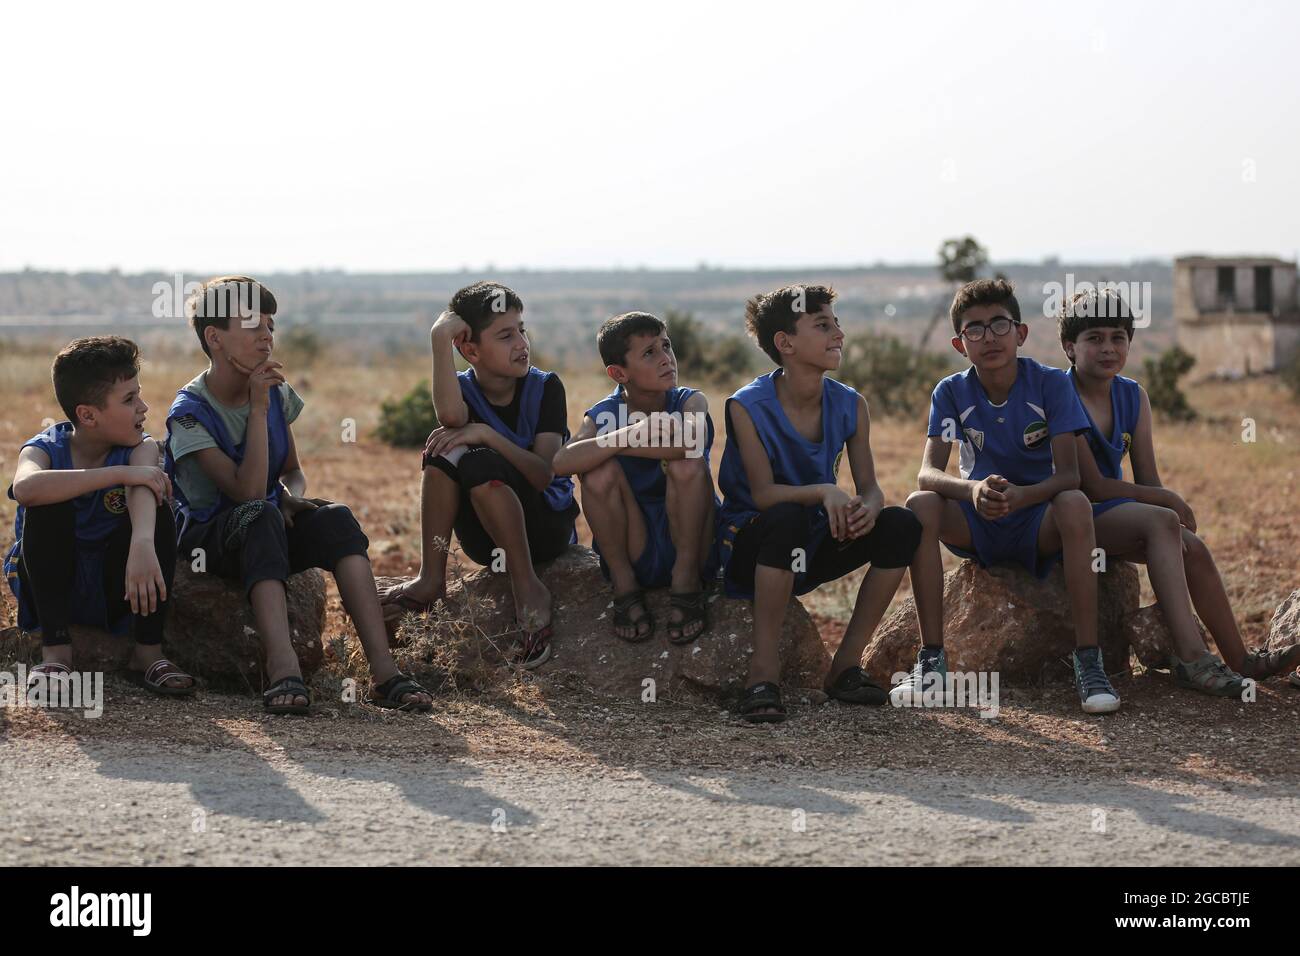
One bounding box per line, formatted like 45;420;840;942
2;337;1298;865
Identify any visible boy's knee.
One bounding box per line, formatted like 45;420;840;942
1182;528;1209;560
580;458;621;495
1050;491;1093;539
665;456;707;483
1150;505;1181;536
904;490;942;528
458;447;510;490
873;506;923;566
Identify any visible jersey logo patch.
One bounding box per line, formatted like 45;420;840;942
1023;420;1049;449
1122;432;1132;455
176;414;201;430
963;427;985;452
103;487;127;514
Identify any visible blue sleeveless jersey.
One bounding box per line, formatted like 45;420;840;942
717;370;860;597
4;422;141;634
1072;368;1140;519
164;385;289;541
459;366;575;514
1073;370;1140;481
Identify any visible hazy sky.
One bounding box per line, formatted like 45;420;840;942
3;0;1297;273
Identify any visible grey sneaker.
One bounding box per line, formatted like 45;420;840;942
1073;646;1120;714
890;646;948;707
1173;653;1248;699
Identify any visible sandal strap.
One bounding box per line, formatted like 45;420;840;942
741;681;783;708
264;676;309;701
144;659;191;684
669;590;707;609
373;673;427;699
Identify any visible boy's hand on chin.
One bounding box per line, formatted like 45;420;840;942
235;358;285;410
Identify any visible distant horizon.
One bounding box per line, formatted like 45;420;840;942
2;251;1294;279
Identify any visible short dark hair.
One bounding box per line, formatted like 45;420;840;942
950;278;1020;335
185;276;278;357
744;284;837;366
52;336;140;422
450;281;524;342
596;311;665;367
1057;288;1135;350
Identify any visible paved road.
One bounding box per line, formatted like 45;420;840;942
5;741;1296;865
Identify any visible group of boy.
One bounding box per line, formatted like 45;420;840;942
7;276;1298;721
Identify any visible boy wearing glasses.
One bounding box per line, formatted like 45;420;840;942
905;279;1122;714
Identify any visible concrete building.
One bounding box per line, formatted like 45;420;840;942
1174;255;1300;377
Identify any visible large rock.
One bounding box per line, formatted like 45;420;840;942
164;564;326;690
1122;603;1212;670
862;560;1139;686
377;546;829;700
1266;588;1300;652
0;564;326;691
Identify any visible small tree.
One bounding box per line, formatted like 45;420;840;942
836;334;953;418
1142;346;1197;421
664;309;754;382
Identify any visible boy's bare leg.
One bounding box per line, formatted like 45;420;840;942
579;459;651;639
468;482;551;628
905;491;947;648
1093;503;1207;661
665;456;714;640
384;465;457;606
250;578;304;708
828;564;908;683
1036;490;1099;648
745;564;795;716
1179;528;1299;675
335;553;432;708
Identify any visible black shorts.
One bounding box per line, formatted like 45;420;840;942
725;501;921;596
422;445;577;567
178;498;370;597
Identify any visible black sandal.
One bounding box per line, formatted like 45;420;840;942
263;675;311;715
367;672;434;712
826;666;888;706
611;589;655;643
739;681;787;724
667;590;709;645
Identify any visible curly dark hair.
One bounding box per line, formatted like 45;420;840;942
744;284;837;365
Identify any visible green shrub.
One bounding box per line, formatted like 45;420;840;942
664;309;755;382
1142;346;1197;421
835;333;953;417
377;382;439;448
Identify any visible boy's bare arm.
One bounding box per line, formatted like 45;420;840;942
430;313;470;428
846;395;884;511
278;425;308;498
125;439;165;539
729;401;829;511
551;416;615;476
1077;392;1194;527
917;437;977;500
11;444;170;508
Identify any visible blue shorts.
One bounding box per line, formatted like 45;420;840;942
1091;497;1135;519
595;497;719;589
943;499;1057;578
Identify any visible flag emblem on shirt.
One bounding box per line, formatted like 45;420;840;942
103;487;127;514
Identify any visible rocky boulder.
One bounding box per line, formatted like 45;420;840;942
377;546;830;700
861;559;1139;686
1266;588;1300;653
1;564;327;691
1121;603;1212;670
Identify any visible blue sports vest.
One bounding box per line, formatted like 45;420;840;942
458;366;575;513
717;370;860;597
164;384;289;541
4;422;140;633
1073;369;1141;481
583;385;718;505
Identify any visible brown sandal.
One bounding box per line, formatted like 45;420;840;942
128;659;196;697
